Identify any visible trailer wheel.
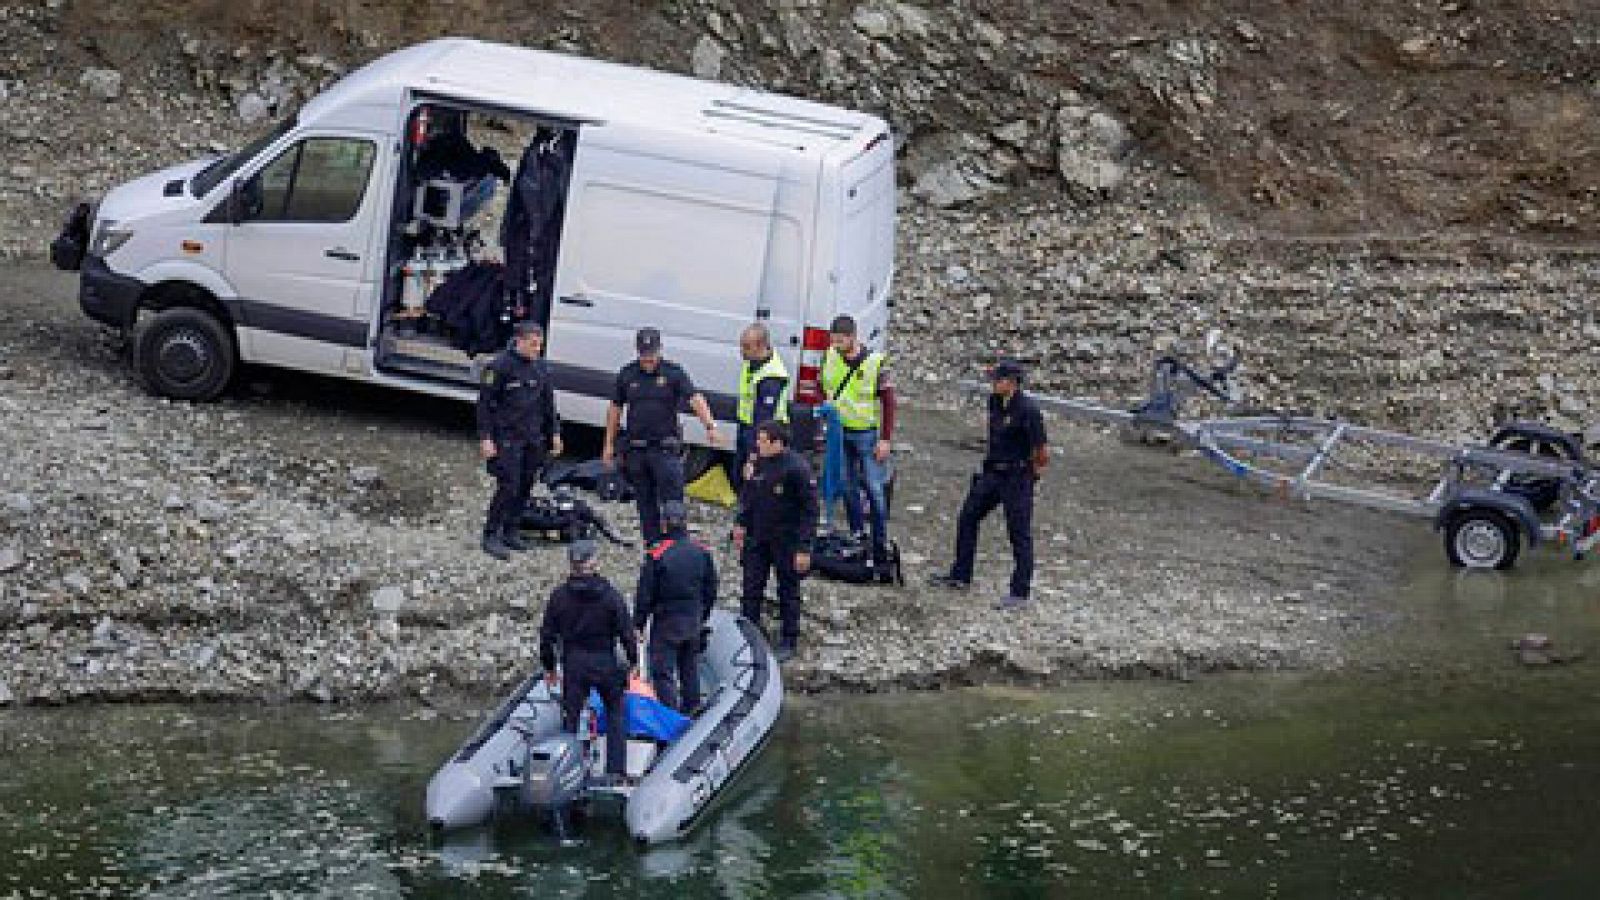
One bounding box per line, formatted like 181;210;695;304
132;307;236;402
1444;508;1521;570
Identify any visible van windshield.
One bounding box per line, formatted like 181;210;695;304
189;116;296;198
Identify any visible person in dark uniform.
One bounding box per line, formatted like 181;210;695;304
477;321;562;560
632;501;717;714
734;421;819;663
930;360;1050;609
602;327;723;543
540;539;639;786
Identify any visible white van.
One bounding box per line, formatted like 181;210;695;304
53;37;896;470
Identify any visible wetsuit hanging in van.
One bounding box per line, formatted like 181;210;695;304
502;128;574;327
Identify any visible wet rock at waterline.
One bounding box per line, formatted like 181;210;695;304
1512;633;1586;667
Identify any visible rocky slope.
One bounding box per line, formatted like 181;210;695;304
4;0;1600;253
4;0;1600;435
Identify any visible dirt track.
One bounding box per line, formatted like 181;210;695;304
0;263;1425;705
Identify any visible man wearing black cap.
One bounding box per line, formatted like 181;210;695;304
540;538;639;786
477;321;562;560
930;360;1049;609
633;500;717;713
734;421;820;662
602;327;723;543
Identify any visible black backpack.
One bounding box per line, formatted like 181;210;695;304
519;490;630;546
810;531;903;586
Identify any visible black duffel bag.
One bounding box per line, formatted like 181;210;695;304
810;531;902;586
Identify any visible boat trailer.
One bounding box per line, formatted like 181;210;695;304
1001;343;1600;570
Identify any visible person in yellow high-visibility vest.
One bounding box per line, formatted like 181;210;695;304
819;314;897;581
734;323;790;488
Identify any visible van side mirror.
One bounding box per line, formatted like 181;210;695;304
227;178;246;225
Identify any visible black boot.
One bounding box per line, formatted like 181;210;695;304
482;533;511;561
501;529;530;552
776;637;798;664
872;547;896;584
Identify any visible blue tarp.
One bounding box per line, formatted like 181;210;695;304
817;402;849;527
588;690;691;743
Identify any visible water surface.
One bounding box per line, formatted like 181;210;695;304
3;555;1599;897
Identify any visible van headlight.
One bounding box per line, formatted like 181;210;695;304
90;220;133;258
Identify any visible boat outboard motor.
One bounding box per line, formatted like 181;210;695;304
519;733;588;838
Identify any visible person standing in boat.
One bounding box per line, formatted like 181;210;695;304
633;501;717;714
540;539;639;786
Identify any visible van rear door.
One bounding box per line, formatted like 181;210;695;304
830;138;896;350
546;124;780;423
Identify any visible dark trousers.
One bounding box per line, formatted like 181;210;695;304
950;470;1036;598
647;634;701;713
733;425;755;490
741;537;802;644
484;440;544;537
626;447;685;543
559;652;628;776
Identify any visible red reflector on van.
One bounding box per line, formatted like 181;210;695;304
794;326;831;405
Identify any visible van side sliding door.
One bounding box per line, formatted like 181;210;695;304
544;124;780;430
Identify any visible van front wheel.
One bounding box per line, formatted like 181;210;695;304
132;307;236;402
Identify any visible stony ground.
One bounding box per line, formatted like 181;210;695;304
4;0;1600;707
0;263;1418;706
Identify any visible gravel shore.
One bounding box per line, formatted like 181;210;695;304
0;262;1415;706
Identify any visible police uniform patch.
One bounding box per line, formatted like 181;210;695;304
482;369;497;385
656;376;666;386
774;484;784;496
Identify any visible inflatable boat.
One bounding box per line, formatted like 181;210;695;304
425;607;782;844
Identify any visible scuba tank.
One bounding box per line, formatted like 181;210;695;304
400;253;424;311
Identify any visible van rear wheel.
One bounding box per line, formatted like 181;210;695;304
132;307;236;402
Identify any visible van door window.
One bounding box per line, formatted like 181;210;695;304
242;137;376;223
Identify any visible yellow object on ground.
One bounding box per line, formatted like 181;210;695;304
686;463;738;507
